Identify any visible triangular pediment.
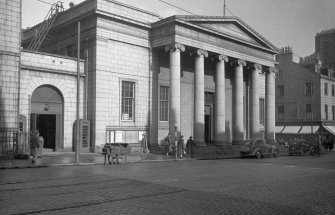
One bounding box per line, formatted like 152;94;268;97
176;16;277;52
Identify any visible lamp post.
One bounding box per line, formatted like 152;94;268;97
174;124;178;161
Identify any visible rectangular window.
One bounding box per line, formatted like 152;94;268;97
259;98;265;125
277;105;284;121
306;104;312;120
121;81;135;120
325;83;328;95
160;86;169;121
325;104;328;120
277;85;284;97
333;106;335;120
306;83;313;96
332;85;335;96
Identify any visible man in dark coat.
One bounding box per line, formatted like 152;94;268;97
30;130;40;163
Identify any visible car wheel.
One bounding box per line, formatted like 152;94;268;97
255;151;262;159
273;150;278;158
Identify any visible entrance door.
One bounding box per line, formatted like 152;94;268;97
37;114;56;149
205;105;211;143
31;86;63;151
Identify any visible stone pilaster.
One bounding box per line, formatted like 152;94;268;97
193;49;208;145
214;55;228;144
265;67;276;144
0;0;21;138
232;59;246;144
249;63;261;139
165;43;185;142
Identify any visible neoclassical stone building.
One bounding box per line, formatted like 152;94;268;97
8;0;278;152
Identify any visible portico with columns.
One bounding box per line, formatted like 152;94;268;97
150;16;278;146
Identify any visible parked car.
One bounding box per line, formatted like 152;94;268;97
240;139;279;159
288;139;311;156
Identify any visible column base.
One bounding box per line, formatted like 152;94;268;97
213;140;226;145
194;140;206;146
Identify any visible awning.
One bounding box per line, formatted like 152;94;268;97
275;126;285;133
299;126;319;134
281;126;301;134
323;126;335;136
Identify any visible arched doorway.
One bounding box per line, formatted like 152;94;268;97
30;85;64;150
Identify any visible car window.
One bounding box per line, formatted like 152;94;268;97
244;141;252;146
255;139;263;146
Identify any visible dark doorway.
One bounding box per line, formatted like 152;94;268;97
31;114;56;149
205;115;211;143
38;114;56;149
205;105;212;143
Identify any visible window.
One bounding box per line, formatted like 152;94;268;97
259;98;265;125
306;83;313;96
277;85;284;97
324;83;328;95
325;104;328;120
160;86;169;121
121;81;135;120
306;104;312;120
277;106;284;121
333;106;335;120
332;85;335;96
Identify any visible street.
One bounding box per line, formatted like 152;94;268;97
1;153;335;215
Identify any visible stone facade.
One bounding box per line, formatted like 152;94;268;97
19;51;85;149
18;0;278;151
0;0;21;131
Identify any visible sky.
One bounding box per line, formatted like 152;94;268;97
22;0;335;58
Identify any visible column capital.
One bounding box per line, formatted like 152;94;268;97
191;48;208;57
248;63;262;71
216;54;229;62
164;42;185;52
263;67;278;74
231;59;246;67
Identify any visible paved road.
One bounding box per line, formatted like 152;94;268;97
1;153;335;215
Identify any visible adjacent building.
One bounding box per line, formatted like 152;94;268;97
1;0;279;155
275;44;335;143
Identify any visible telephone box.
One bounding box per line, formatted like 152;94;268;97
73;119;90;153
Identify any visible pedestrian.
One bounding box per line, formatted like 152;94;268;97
38;131;44;158
177;135;185;158
186;136;194;157
141;134;149;159
165;133;172;157
329;137;334;152
30;130;40;163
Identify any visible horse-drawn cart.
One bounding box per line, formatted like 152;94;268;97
102;143;131;164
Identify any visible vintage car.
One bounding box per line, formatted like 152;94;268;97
240;139;279;159
288;139;311;156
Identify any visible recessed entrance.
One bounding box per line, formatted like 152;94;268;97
30;85;63;151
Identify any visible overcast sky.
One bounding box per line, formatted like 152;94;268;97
22;0;335;58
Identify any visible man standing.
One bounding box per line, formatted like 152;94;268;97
141;134;149;159
30;130;40;163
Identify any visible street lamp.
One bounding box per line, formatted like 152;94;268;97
174;124;178;161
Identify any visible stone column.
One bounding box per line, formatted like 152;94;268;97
214;55;228;144
165;43;185;142
233;59;246;144
265;67;276;143
193;49;208;145
250;64;261;139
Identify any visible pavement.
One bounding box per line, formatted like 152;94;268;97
0;151;195;169
1;152;334;215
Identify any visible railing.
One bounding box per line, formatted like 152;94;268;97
0;129;30;159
